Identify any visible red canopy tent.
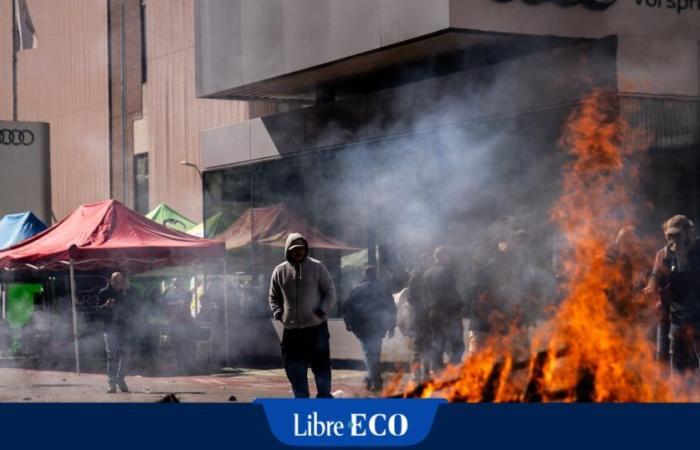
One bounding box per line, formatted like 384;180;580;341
217;204;360;252
0;199;224;271
0;199;225;373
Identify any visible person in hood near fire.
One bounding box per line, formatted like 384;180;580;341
424;246;465;368
644;215;700;372
97;272;133;393
342;265;397;391
269;232;337;398
471;227;537;356
407;252;435;382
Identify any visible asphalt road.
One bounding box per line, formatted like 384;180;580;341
0;367;372;402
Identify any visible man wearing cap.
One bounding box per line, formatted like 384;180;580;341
269;232;337;398
644;215;700;373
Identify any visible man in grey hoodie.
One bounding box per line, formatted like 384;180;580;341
269;232;337;398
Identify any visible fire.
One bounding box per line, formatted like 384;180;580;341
387;91;692;402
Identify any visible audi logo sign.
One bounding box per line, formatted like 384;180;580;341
0;129;35;146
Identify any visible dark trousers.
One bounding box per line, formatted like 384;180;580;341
656;321;670;362
430;310;465;368
359;333;384;387
411;320;433;381
281;321;332;398
104;332;128;386
669;323;700;374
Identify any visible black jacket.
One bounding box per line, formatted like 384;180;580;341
658;242;700;325
343;279;396;339
97;285;133;334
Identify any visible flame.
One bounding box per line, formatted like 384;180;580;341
386;92;693;402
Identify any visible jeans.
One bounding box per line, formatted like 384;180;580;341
359;334;384;387
281;321;332;398
104;332;128;386
669;323;700;374
656;321;670;362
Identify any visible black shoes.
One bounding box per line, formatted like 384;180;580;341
107;379;129;393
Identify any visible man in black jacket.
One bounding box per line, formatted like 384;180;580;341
97;272;133;393
424;247;465;368
343;265;396;391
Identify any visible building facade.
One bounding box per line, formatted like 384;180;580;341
194;0;700;360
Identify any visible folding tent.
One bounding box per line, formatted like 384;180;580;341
217;204;360;252
0;211;47;250
145;203;197;232
0;199;225;372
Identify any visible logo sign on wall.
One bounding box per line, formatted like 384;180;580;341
494;0;617;10
0;129;35;146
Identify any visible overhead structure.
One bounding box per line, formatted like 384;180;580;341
217;204;360;252
145;203;197;232
0;211;47;250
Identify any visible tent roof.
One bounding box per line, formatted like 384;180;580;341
0;212;48;250
145;203;197;231
188;211;225;238
217;204;360;252
0;200;224;272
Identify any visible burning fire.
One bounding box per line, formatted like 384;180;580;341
388;92;692;402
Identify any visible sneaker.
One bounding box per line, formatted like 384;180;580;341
107;385;117;394
118;379;129;393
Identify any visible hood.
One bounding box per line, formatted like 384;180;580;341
285;232;309;264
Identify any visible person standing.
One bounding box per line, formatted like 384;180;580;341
269;233;337;398
164;278;195;374
406;252;434;382
424;246;465;368
644;215;700;373
97;272;133;393
343;265;396;391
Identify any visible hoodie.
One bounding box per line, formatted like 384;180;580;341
269;233;337;329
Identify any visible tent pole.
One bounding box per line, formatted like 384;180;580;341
69;259;81;374
223;257;229;366
1;282;6;320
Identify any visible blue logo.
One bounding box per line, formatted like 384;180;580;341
255;399;445;447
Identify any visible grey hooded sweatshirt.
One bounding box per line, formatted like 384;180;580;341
269;232;337;329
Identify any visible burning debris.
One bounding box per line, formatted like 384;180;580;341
386;92;691;402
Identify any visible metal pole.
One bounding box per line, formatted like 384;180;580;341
11;0;18;121
1;283;6;319
69;259;80;374
223;257;229;366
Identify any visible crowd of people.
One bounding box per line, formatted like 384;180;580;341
92;212;700;397
267;212;700;398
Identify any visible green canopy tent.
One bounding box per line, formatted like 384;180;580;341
188;211;225;238
145;203;197;232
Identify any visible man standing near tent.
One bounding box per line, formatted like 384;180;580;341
342;265;396;391
97;272;133;393
269;233;337;398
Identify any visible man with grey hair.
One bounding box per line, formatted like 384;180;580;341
269;232;337;398
97;272;133;393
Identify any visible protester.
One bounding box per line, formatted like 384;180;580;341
343;265;396;391
424;246;465;368
97;272;133;393
406;252;434;381
164;277;195;373
471;228;536;357
605;225;649;320
644;215;700;373
269;233;337;398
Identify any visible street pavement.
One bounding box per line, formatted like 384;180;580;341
0;367;378;402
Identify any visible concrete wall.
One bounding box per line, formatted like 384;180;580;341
0;0;111;222
195;0;450;97
202;38;616;169
196;0;700;98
